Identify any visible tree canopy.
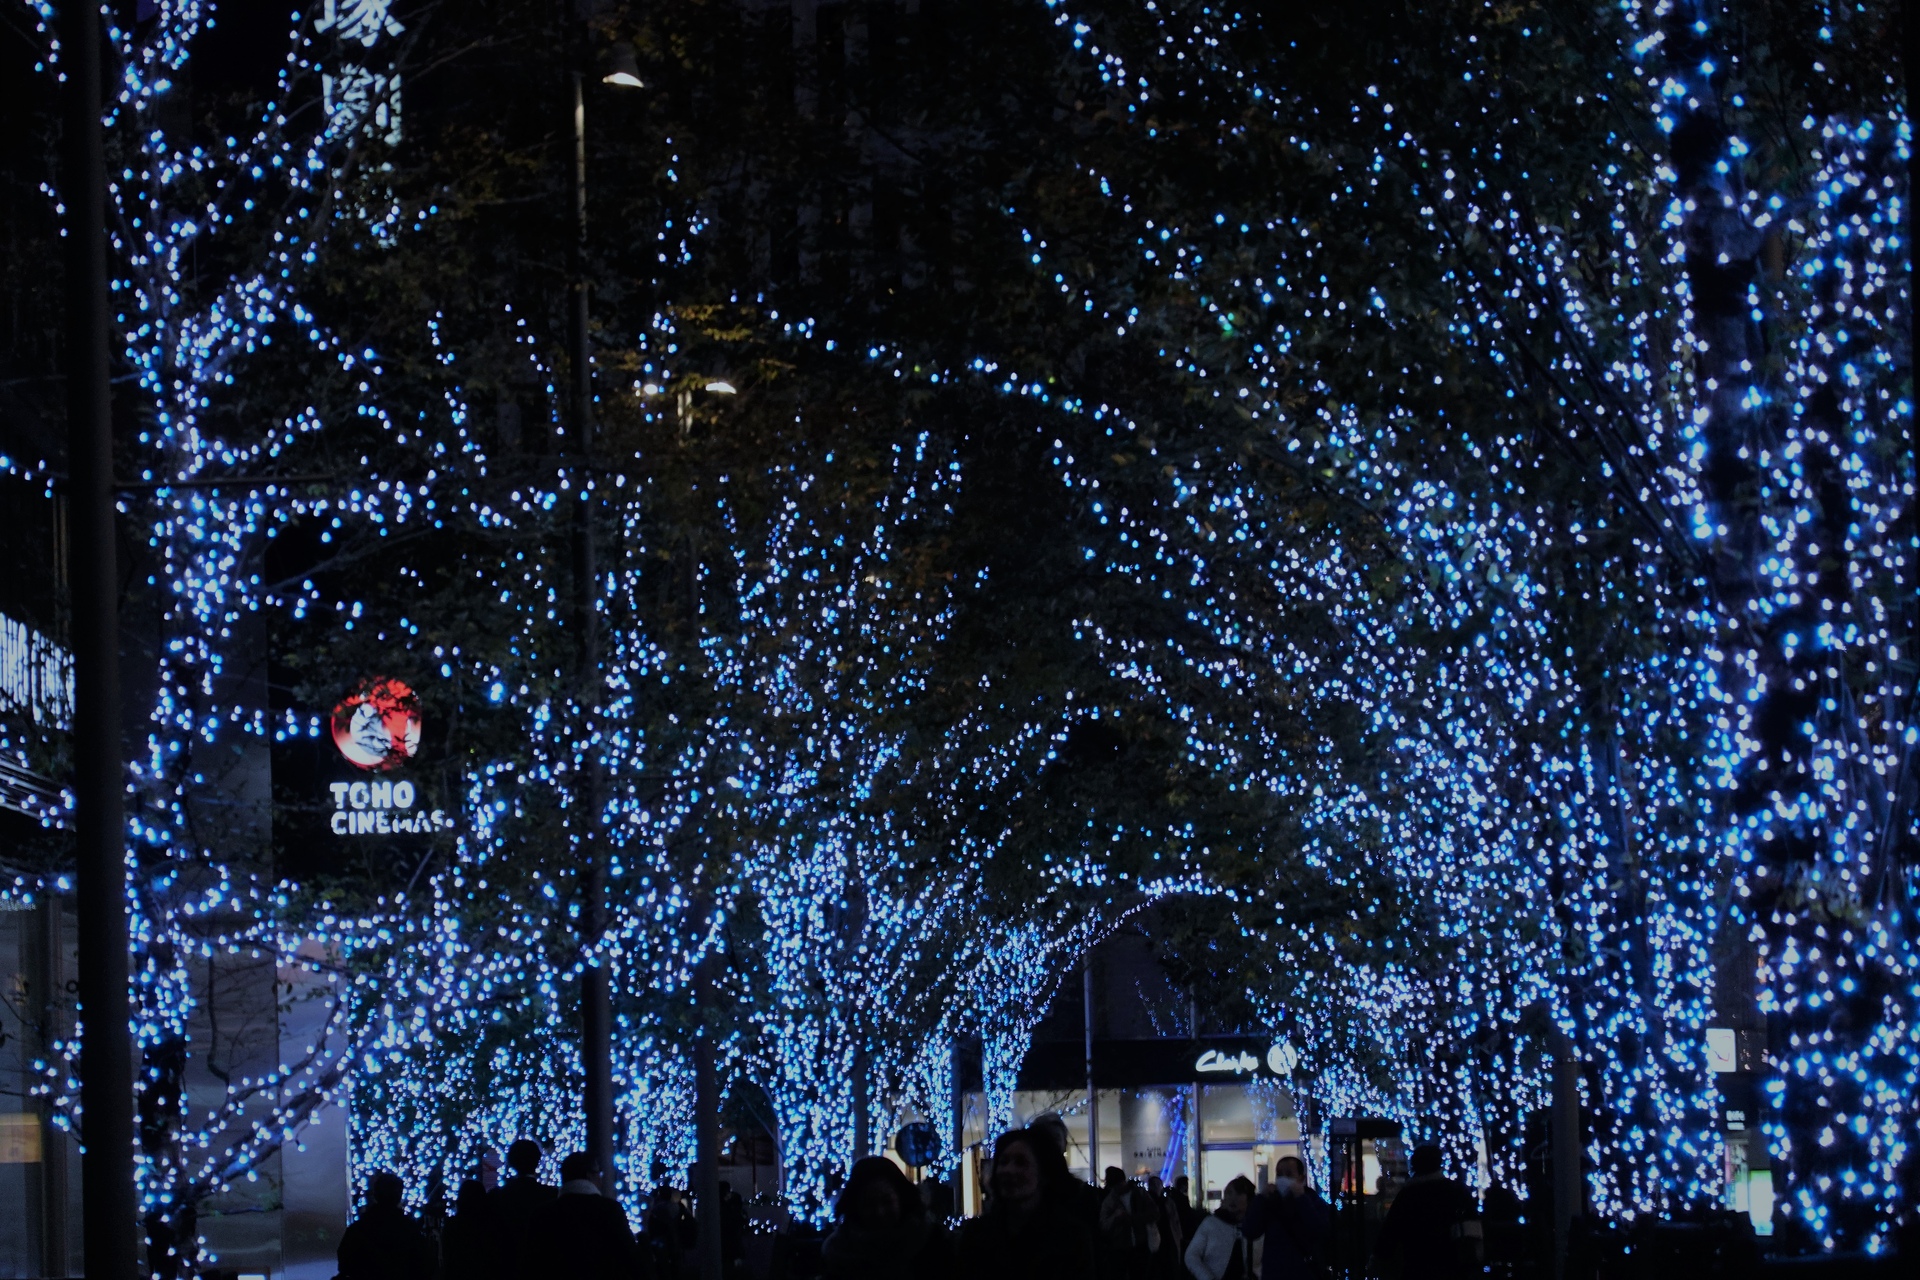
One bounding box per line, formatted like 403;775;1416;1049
0;0;1908;1253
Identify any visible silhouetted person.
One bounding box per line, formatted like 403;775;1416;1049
1375;1144;1476;1280
1239;1156;1329;1280
719;1179;747;1275
339;1171;436;1280
1030;1111;1104;1227
489;1139;559;1271
1184;1175;1253;1280
1101;1167;1157;1278
1029;1112;1072;1156
922;1175;956;1223
1173;1175;1207;1243
438;1179;496;1280
523;1151;639;1280
644;1173;692;1278
1478;1182;1524;1272
955;1128;1101;1280
1146;1175;1183;1278
820;1155;953;1279
426;1172;451;1240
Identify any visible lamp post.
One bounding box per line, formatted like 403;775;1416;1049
694;952;723;1280
1084;961;1098;1179
566;33;718;1280
59;5;137;1279
567;2;642;1199
1550;1036;1581;1280
58;5;137;1274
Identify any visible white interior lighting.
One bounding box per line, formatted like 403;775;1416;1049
1705;1027;1738;1073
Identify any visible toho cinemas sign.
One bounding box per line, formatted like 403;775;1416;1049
325;676;451;837
327;777;453;835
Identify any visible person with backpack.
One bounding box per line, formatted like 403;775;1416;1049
1184;1176;1254;1280
1100;1167;1159;1279
641;1163;693;1278
1145;1175;1183;1278
1374;1144;1478;1280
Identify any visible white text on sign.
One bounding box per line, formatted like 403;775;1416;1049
327;778;453;835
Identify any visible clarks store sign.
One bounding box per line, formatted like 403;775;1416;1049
1195;1040;1301;1078
1018;1037;1304;1090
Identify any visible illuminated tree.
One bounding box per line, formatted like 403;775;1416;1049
314;0;1914;1243
14;0;1901;1253
996;0;1909;1245
1629;0;1913;1251
956;0;1732;1209
1;0;471;1266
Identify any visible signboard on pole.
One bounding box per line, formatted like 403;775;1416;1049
272;674;454;881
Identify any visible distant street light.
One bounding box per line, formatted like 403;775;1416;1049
603;42;645;89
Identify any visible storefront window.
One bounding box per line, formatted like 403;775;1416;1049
1197;1081;1300;1201
957;1078;1307;1212
0;900;80;1280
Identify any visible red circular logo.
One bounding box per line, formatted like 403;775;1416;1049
331;677;422;771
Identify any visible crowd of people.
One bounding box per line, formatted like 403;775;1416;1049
336;1140;749;1280
336;1124;1484;1280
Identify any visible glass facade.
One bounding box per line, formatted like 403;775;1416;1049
957;1079;1307;1214
0;900;81;1280
0;899;350;1280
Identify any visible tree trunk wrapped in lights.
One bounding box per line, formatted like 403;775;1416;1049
1630;0;1913;1251
6;0;469;1263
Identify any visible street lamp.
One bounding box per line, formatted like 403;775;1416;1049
585;51;720;1276
568;12;642;1215
603;42;645;90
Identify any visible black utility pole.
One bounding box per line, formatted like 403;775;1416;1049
949;1038;964;1184
1549;1031;1581;1280
1084;961;1098;1179
693;954;723;1280
59;3;136;1278
567;38;616;1189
